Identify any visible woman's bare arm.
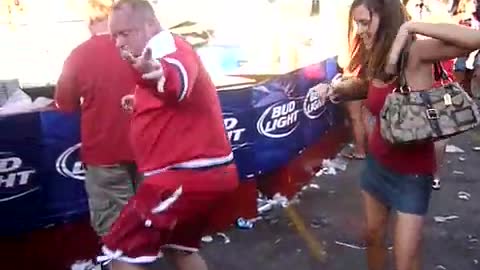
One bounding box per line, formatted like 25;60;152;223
332;77;369;101
406;22;480;50
387;21;473;73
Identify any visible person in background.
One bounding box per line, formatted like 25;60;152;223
320;0;472;269
55;0;139;242
100;1;239;270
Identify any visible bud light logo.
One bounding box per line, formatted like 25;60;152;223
224;116;246;143
257;101;300;138
0;152;38;202
56;144;86;181
303;86;327;120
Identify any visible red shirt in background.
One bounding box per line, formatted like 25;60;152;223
55;34;136;166
130;31;232;173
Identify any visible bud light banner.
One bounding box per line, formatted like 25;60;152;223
0;57;342;234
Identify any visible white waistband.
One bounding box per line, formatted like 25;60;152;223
143;153;234;177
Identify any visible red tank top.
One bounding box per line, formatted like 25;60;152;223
366;82;436;175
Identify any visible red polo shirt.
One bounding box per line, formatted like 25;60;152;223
55;34;136;165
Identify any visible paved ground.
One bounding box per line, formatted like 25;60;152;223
155;128;480;270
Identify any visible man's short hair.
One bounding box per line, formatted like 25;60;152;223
87;0;114;24
112;0;156;19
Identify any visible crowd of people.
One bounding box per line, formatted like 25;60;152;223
53;0;480;270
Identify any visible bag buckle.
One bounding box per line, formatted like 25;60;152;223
426;109;439;120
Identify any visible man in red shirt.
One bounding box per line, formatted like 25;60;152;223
55;0;139;238
100;1;239;270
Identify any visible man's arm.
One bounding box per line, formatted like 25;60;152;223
157;51;199;103
55;54;81;112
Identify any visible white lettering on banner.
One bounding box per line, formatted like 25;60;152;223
303;86;327;120
56;143;86;181
0;154;39;202
224;117;246;142
0;157;22;173
257;101;300;139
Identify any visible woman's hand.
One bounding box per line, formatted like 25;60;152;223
386;22;416;74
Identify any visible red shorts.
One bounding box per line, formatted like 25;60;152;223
99;164;239;264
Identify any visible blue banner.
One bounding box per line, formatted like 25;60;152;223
0;58;341;235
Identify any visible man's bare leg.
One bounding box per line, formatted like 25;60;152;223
164;250;208;270
111;260;148;270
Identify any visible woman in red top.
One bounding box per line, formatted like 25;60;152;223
324;0;472;269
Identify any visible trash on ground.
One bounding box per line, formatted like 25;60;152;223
315;157;348;177
216;233;231;244
434;215;459;223
323;157;348;171
311;217;329;229
453;171;465;175
274;238;282;245
468;235;479;244
458;191;471;201
201;235;213;243
335;241;365;250
257;193;289;214
70;260;98;270
435;265;447;270
459;156;466;162
445;145;465;153
236;217;261;230
315;166;336;177
309;183;320;189
474;259;479;265
473;146;480;152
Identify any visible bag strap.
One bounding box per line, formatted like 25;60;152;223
397;41;412;91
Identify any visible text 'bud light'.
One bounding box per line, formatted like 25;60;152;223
257;101;300;139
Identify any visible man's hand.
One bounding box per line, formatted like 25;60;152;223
121;94;135;113
122;48;166;93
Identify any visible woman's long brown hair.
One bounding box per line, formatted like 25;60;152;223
347;0;410;81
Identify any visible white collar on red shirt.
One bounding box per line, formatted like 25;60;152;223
144;31;177;60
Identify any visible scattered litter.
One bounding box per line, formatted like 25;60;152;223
315;157;348;177
434;215;459;223
435;265;447;270
216;233;231;244
309;183;320;189
311;217;329;229
458;191;471;201
236;216;263;229
459;156;466;162
201;236;213;243
468;235;479;244
335;241;365;250
446;145;465;153
328;190;336;195
70;260;97;270
474;259;479;265
274;238;282;245
453;171;465;175
473;146;480;152
257;193;289;214
315;166;336;177
296;249;302;253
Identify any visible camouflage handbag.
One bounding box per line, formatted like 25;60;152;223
380;59;480;144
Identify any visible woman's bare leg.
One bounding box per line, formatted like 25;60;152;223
394;212;425;270
362;191;390;270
